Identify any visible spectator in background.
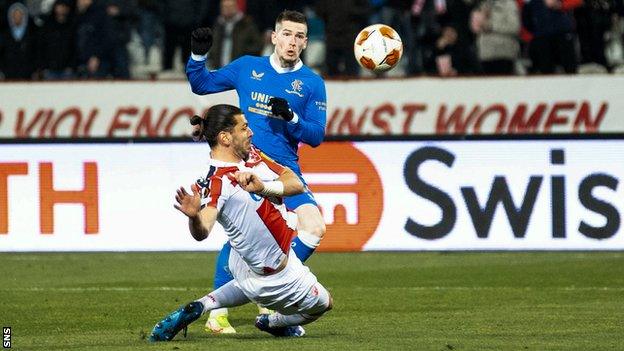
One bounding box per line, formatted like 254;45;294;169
0;2;9;30
161;0;211;71
377;1;418;74
25;0;55;23
246;0;277;47
574;0;617;70
470;0;520;75
136;0;163;65
105;0;137;78
411;0;445;74
38;0;76;80
316;0;371;76
0;2;39;80
75;0;112;78
435;0;481;76
208;0;263;69
522;0;581;74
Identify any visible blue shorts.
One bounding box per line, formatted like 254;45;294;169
284;186;317;211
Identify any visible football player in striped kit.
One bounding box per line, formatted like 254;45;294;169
149;104;332;341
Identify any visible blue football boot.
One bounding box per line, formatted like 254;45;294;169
254;314;305;337
149;301;204;342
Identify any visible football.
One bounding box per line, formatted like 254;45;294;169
353;24;403;73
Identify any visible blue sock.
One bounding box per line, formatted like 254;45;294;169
291;235;317;262
213;242;234;289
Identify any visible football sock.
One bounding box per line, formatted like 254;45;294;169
197;294;221;315
198;280;249;315
213;242;234;289
291;230;321;262
268;312;319;327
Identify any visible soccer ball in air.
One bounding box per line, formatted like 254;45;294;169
353;24;403;73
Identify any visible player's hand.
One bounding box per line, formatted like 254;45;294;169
191;27;213;56
231;171;264;193
174;185;202;218
190;115;205;142
268;97;294;122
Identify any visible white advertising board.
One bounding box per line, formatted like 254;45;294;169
0;140;622;251
0;75;623;137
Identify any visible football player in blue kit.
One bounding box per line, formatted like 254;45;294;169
186;9;327;334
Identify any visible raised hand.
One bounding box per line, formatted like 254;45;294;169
191;27;213;56
174;185;202;217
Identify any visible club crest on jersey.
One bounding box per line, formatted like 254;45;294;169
251;70;264;80
285;79;304;97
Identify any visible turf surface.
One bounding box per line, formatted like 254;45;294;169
1;252;622;350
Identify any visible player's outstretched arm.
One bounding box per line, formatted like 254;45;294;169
186;28;243;95
276;167;305;195
191;27;213;56
174;185;217;241
231;168;304;197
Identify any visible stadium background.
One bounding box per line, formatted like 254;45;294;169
1;0;623;350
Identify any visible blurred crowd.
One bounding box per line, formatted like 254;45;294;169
1;0;624;80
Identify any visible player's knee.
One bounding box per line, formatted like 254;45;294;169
309;219;326;238
308;287;332;316
318;292;333;315
296;205;326;239
299;221;325;239
312;221;326;238
325;293;333;312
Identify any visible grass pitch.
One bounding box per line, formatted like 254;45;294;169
1;252;622;350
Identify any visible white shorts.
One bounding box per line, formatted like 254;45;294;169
229;249;324;315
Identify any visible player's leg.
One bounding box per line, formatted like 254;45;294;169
150;280;250;342
205;241;237;334
206;243;275;333
267;282;333;327
286;191;325;262
197;280;250;315
255;282;332;337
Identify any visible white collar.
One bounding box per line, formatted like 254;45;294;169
208;154;245;168
269;53;303;74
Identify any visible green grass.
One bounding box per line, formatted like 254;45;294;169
1;252;623;350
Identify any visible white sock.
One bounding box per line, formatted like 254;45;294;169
196;280;250;315
196;294;221;315
268;312;319;327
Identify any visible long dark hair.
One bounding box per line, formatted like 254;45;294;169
202;104;242;147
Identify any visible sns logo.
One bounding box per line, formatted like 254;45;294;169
299;143;383;251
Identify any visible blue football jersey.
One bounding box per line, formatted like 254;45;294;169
186;55;327;176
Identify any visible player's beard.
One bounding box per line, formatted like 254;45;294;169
234;137;251;161
277;46;301;68
279;55;298;68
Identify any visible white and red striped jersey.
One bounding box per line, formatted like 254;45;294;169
196;146;295;275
